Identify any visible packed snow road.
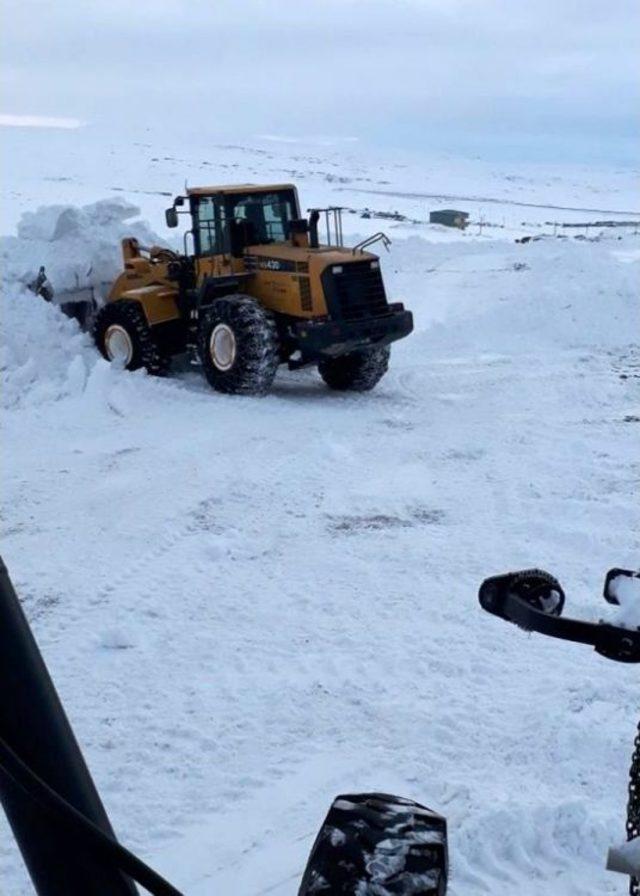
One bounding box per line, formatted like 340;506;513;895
1;204;638;895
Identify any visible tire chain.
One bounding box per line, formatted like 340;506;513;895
628;717;640;895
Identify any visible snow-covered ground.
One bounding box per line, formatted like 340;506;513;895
1;127;639;895
2;123;639;242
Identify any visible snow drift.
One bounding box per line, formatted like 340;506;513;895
389;235;640;352
1;197;165;296
0;199;168;409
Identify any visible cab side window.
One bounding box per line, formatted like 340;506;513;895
194;196;226;256
262;196;292;242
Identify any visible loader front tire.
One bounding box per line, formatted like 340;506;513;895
198;295;279;396
318;346;390;392
93;301;171;375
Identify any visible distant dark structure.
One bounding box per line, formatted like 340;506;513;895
429;209;469;229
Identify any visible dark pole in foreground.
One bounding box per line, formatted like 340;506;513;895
0;557;138;896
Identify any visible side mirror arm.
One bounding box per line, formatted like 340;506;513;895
479;569;640;663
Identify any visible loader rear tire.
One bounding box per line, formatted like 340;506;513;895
197;295;279;396
92;301;171;375
318;346;390;392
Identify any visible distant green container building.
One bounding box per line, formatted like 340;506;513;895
429;209;469;229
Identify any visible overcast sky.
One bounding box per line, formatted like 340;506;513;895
2;0;639;164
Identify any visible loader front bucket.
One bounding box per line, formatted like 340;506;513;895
27;265;102;331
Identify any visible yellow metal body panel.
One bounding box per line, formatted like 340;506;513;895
248;268;317;317
108;243;180;325
108;230;379;325
116;284;180;324
194;243;377;319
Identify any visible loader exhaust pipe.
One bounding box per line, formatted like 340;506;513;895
308;209;320;248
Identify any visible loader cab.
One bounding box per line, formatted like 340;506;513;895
167;185;303;258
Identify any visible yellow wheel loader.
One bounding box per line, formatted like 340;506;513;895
93;184;413;395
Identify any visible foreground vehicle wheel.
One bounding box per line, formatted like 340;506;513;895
93;301;170;375
318;346;390;391
198;295;279;395
298;792;448;896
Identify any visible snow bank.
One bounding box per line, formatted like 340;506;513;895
390;235;640;352
1;199;166;409
0;292;95;408
1;197;165;297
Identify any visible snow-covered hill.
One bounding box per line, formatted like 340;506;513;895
2;123;639;241
1;132;639;895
